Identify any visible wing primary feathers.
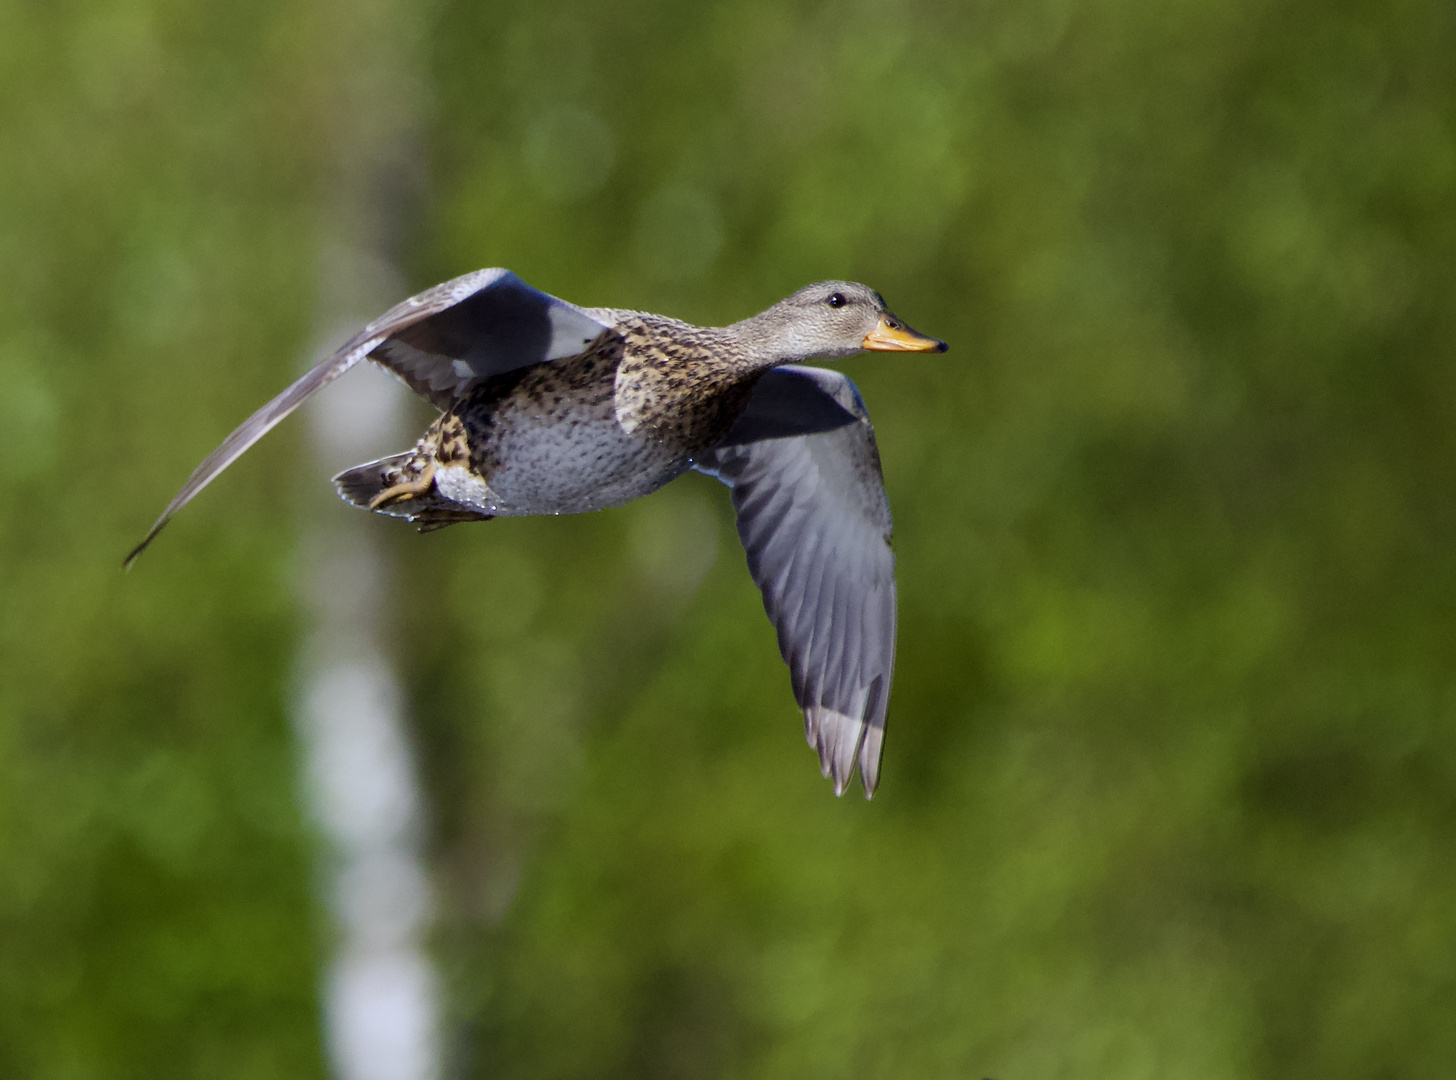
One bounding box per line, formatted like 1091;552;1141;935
123;330;384;568
857;676;887;797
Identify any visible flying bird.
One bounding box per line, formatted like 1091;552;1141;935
126;270;946;796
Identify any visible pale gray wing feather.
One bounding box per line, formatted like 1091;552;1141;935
694;365;897;797
125;269;610;565
372;270;609;408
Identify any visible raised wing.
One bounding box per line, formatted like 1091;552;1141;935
124;269;611;566
694;365;897;797
373;270;611;408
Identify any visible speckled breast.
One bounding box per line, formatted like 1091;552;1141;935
430;324;757;518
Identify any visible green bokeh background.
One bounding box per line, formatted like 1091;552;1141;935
3;0;1455;1076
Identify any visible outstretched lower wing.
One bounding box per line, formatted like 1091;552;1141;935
693;365;897;797
125;269;611;566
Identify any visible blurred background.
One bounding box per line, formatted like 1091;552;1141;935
3;0;1455;1077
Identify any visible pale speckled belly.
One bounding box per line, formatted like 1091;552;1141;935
434;405;690;517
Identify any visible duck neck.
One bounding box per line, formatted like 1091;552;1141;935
724;310;835;370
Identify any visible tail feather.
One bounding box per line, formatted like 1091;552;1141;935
333;454;411;514
332;454;493;532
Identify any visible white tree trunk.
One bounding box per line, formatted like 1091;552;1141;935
293;1;440;1075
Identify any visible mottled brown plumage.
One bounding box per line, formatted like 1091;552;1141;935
358;314;763;524
126;269;946;796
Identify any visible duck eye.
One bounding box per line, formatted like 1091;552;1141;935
827;292;847;308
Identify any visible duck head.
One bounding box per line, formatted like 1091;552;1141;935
735;281;948;365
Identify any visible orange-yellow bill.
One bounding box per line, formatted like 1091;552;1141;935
861;316;947;352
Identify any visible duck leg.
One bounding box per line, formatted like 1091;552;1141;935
368;459;437;509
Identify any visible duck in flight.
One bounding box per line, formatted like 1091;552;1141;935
126;269;947;796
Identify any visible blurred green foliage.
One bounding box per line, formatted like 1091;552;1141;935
2;0;1455;1077
0;2;332;1077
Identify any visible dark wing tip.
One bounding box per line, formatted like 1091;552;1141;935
122;515;170;569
